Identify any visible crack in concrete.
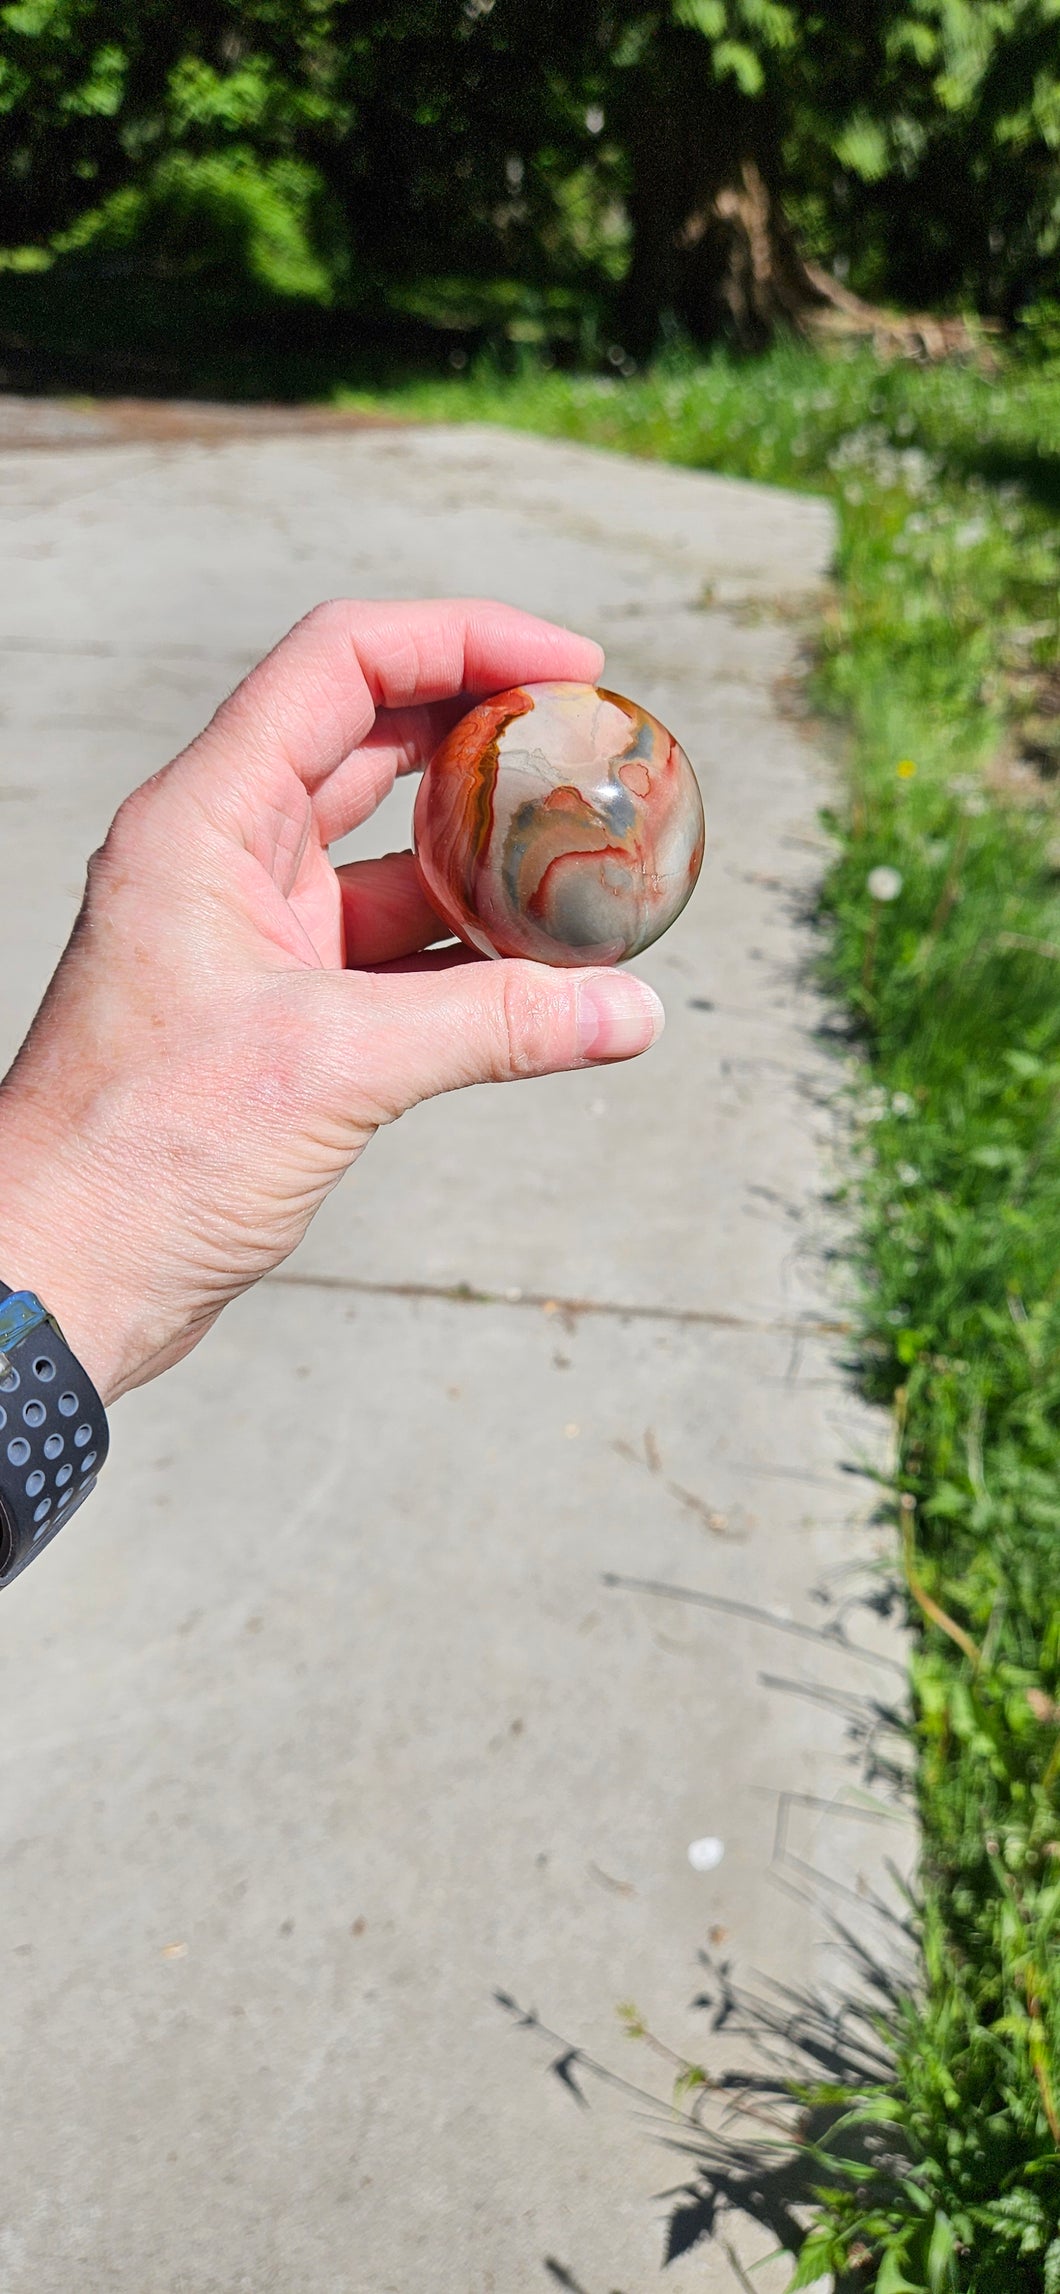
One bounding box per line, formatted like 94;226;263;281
264;1266;849;1336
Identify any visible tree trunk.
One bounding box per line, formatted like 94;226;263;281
709;158;827;343
617;26;824;354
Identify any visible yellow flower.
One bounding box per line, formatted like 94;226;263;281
896;758;917;779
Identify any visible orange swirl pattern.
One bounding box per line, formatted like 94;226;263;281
412;681;705;966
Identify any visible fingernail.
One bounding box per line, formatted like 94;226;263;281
576;975;665;1063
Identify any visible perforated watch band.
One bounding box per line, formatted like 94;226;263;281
0;1285;109;1587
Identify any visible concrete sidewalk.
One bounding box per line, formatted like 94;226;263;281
0;422;899;2293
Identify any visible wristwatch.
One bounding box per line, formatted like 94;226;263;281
0;1285;109;1587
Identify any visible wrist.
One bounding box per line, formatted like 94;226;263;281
0;1078;155;1407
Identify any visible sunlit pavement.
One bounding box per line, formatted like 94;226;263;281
0;417;902;2293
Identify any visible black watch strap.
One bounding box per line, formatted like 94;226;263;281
0;1285;109;1588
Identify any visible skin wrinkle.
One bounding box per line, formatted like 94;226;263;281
368;633;428;710
498;967;568;1084
311;744;397;847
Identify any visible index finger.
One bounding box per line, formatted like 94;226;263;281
185;597;606;815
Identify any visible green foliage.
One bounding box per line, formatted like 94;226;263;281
57;151;341;299
359;342;1060;2285
673;0;799;93
0;0;337;242
0;0;603;311
3;0;1060;346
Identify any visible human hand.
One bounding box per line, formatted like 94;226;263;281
0;599;664;1402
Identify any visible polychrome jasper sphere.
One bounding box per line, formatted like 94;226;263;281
412;681;704;967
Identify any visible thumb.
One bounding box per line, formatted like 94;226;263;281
354;958;665;1112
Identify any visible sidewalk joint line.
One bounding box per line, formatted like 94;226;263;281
263;1268;849;1337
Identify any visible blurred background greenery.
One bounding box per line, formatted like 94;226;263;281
3;0;1060;393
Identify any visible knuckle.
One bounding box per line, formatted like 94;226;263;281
106;781;156;849
90;785;155;879
497;965;568;1081
301;597;350;641
84;816;134;899
85;772;184;909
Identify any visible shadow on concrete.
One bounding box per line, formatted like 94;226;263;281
499;1901;913;2292
500;1557;915;2290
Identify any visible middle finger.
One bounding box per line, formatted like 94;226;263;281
336;849;457;966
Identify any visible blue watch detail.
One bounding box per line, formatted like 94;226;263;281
0;1288;55;1360
0;1285;109;1587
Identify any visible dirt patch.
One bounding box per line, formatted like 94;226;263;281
0;394;404;451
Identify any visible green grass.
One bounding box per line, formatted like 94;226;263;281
349;345;1060;2288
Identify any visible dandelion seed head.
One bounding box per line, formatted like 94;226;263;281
867;865;904;902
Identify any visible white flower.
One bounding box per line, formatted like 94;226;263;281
867;865;904;902
891;1091;915;1116
896;1162;921;1186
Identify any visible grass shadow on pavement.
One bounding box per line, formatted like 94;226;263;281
499;1892;913;2293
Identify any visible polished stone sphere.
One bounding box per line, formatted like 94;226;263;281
412;680;704;966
